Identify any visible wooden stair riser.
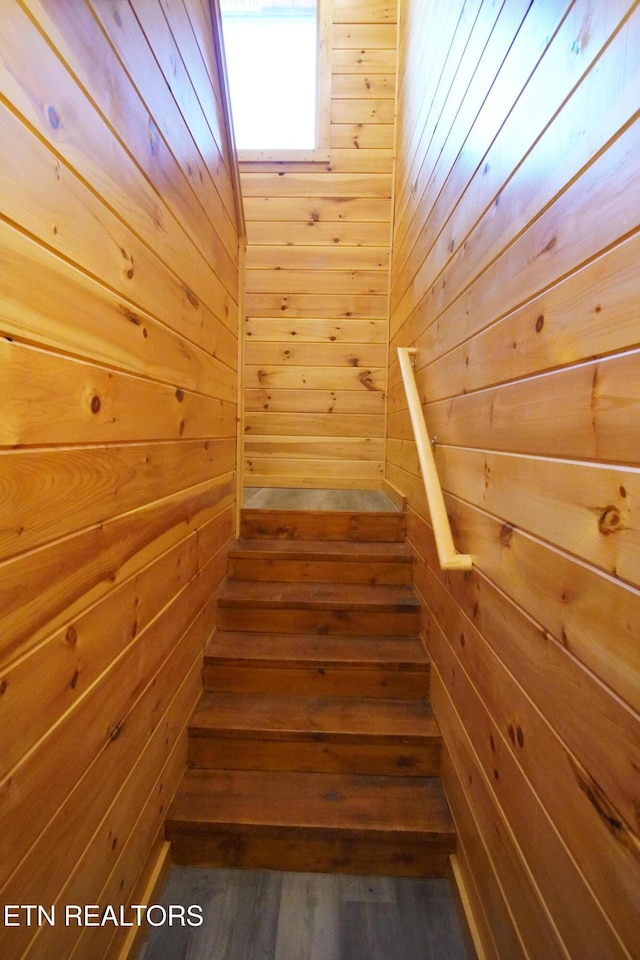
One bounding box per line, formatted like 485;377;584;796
204;662;429;699
188;736;441;777
217;607;420;636
167;830;453;878
228;557;413;585
240;510;406;542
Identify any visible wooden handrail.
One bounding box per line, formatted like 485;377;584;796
397;347;472;572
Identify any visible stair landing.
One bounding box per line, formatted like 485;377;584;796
243;487;401;512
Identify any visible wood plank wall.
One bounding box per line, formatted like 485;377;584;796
241;0;397;489
388;1;640;958
0;2;240;958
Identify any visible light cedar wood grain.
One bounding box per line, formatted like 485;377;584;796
244;340;386;366
0;222;238;381
0;339;236;447
245;412;384;438
0;586;217;901
245;219;390;246
0;484;234;667
245;387;384;414
333;46;397;72
437;674;563;960
88;0;237;235
0;439;235;561
23;0;238;265
245;317;386;342
402;231;640;401
420;568;640;956
392;4;638;336
1;651;203;960
244;459;384;485
0;105;236;345
333;23;397;47
330;123;395;149
0;11;236;324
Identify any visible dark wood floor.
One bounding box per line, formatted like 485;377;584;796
140;867;472;960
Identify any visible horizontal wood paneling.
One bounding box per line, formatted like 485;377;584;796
0;102;234;351
389;0;640;957
244;340;387;366
246;245;389;270
245;292;388;318
91;0;237;240
245;458;384;485
392;0;640;337
244;196;391;222
245;412;385;438
416;538;640;953
242;172;392;199
331;98;395;124
390;350;640;464
240;0;396;489
245;388;385;415
442;754;517;960
0;6;235;332
0;222;238;382
331;123;394;149
1;477;234;668
245;268;388;295
333;22;397;46
332;74;395;98
0;510;233;779
0;438;235;561
0;340;235;446
244;365;385;392
245;317;387;342
5;603;212;960
0;3;240;959
244;436;385;460
332;46;396;72
333;0;396;22
245;219;390;245
424;232;640;400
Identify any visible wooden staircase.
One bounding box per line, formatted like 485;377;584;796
166;501;456;876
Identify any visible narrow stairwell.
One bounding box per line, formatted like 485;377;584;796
166;501;456;876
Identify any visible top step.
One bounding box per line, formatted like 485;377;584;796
240;508;406;542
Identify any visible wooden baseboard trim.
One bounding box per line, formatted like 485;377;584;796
382;479;407;510
449;853;487;960
114;840;172;960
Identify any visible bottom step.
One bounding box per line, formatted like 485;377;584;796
166;768;455;877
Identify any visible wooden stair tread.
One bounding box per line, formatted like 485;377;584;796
190;692;437;741
167;769;455;840
229;539;412;561
217;580;419;611
207;631;429;667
